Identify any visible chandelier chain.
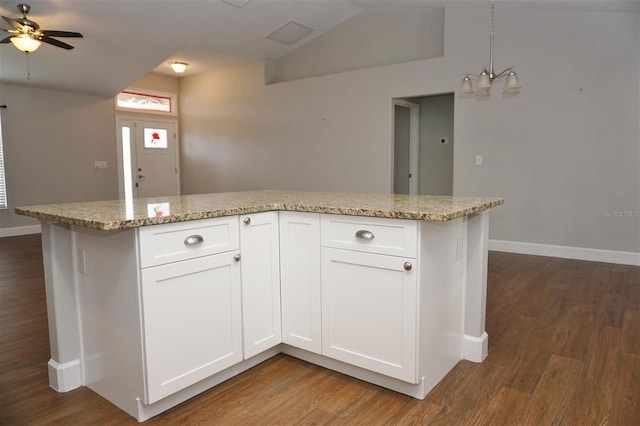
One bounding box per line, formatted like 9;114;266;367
491;0;495;32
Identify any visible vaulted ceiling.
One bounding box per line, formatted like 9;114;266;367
0;0;637;97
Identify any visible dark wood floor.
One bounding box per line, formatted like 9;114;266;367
1;234;639;425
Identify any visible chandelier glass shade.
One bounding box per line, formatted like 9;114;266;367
459;0;521;96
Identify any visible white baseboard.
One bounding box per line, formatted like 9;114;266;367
48;358;82;392
0;224;42;238
463;332;488;363
281;346;430;400
489;239;640;266
135;347;281;422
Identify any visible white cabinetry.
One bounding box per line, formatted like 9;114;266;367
320;215;418;383
138;217;242;404
239;212;282;359
141;252;242;403
279;212;321;353
65;207;478;421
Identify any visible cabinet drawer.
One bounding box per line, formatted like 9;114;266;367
138;217;239;268
321;215;417;257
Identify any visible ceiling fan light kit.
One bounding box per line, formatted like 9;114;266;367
459;0;521;97
1;3;83;52
9;32;39;52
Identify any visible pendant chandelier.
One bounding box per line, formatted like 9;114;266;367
459;0;521;96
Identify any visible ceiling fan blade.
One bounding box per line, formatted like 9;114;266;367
0;36;12;43
1;15;22;30
41;30;83;38
40;35;74;50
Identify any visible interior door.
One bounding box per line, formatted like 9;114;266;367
134;120;178;198
394;105;410;194
393;100;419;195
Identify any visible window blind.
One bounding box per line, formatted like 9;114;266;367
0;111;6;209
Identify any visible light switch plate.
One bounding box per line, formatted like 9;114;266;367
94;161;107;169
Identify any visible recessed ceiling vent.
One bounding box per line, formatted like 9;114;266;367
266;21;315;45
222;0;251;8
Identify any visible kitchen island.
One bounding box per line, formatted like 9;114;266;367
16;190;503;422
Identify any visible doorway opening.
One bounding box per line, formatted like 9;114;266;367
116;117;180;199
392;93;454;196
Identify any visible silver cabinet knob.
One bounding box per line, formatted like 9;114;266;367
243;217;251;225
403;262;412;271
355;230;375;240
234;254;241;262
184;235;204;245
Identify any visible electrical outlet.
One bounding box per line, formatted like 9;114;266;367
475;155;483;166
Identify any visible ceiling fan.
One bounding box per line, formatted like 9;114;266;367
1;3;82;52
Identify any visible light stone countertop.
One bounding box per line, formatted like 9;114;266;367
15;190;504;231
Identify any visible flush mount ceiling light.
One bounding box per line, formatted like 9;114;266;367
459;0;521;96
169;61;188;74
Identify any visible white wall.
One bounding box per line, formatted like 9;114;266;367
180;6;639;255
180;55;453;195
0;73;180;234
129;72;179;95
272;6;444;83
0;84;119;230
450;8;640;254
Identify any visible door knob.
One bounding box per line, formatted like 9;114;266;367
138;175;145;179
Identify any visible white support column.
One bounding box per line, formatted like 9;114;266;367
462;211;489;362
41;222;82;391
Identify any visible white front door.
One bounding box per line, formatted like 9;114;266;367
135;120;178;198
116;118;179;199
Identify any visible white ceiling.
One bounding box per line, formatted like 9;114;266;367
0;0;638;98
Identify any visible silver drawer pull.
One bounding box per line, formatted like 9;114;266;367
184;235;204;245
355;230;375;240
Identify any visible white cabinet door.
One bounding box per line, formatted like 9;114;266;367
141;251;242;404
321;248;418;383
279;212;321;354
239;212;282;359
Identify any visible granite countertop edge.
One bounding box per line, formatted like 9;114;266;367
15;191;505;231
